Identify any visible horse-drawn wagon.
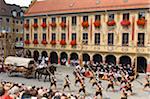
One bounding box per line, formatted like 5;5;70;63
4;56;37;78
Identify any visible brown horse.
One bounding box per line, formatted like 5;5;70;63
35;65;57;82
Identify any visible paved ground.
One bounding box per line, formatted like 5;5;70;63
0;65;150;99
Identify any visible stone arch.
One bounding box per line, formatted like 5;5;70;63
25;49;32;58
137;56;147;73
33;50;39;62
70;53;79;60
82;53;90;62
41;51;48;58
105;55;116;65
50;52;58;64
119;55;131;65
60;52;68;65
93;54;103;64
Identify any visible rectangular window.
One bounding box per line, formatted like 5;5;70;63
72;33;76;40
43;18;46;23
34;18;38;23
52;33;56;40
83;33;88;44
26;34;29;40
95;33;100;45
108;14;114;21
6;18;9;23
123;13;129;20
16;29;18;32
20;21;23;24
95;15;101;21
26;19;29;23
61;33;66;40
83;16;88;21
108;33;114;45
138;33;145;47
20;37;23;41
16;20;19;24
72;16;77;25
16;37;18;42
43;33;46;40
0;18;2;22
62;17;66;23
34;33;38;40
51;17;56;23
122;33;129;46
138;12;145;19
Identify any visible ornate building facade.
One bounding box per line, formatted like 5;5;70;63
24;0;150;73
0;0;24;59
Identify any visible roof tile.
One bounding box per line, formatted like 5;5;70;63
25;0;150;16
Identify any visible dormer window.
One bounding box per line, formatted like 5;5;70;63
20;11;24;17
12;10;17;17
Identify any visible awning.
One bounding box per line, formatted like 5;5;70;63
4;56;34;68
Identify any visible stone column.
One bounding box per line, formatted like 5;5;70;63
103;55;106;64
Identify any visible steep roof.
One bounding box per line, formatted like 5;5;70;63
25;0;150;16
0;0;22;16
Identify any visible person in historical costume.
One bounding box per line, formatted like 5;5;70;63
120;89;128;99
50;76;57;90
143;75;150;90
63;75;71;91
94;83;103;99
78;82;86;95
106;78;115;92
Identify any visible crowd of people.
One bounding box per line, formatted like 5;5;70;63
0;61;150;99
0;80;83;99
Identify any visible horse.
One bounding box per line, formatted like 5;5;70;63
35;65;57;82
